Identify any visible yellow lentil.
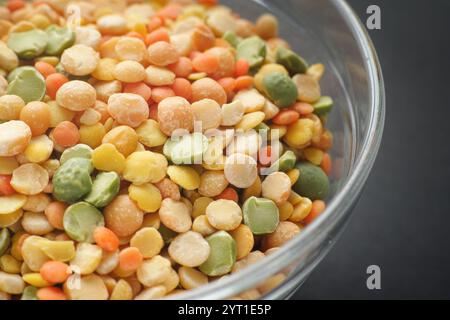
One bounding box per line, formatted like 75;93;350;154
167;166;201;191
128;183;162;213
130;228;164;259
92;143;126;174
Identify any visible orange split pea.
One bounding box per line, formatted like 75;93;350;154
169;57;193;78
172;78;192;101
52;121;80;147
292;102;314;116
35;61;56;79
235;59;250;77
192;53;220;74
0;175;15;196
44;201;67;230
258;145;273;167
20;101;51;136
272;110;300;125
215;187;239;202
152;87;175;103
157;4;182;20
94;227;120;252
123;82;152;101
37;287;67;300
46;73;69;99
145;29;170;46
119;247;143;272
6;0;25;12
218;77;237;96
303;200;326;225
321;153;332;176
148;16;163;33
235;76;254;91
40;261;71;284
126;31;145;41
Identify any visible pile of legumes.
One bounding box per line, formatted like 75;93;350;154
0;0;334;300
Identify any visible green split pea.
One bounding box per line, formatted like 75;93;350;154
243;197;279;235
63;202;104;243
199;231;236;276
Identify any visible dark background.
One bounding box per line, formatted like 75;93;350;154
293;0;450;299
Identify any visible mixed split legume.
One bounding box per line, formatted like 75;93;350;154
0;0;334;300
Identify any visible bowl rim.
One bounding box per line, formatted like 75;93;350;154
173;0;386;300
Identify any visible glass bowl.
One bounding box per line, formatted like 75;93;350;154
174;0;385;300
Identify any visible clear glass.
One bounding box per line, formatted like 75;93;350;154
173;0;386;300
1;0;382;300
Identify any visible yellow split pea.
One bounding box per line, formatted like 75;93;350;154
123;151;168;185
128;183;162;213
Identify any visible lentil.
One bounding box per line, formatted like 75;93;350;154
168;231;210;267
113;60;146;83
233;88;266;113
7;29;48;60
0;95;25;121
198;171;228;197
61;45;99;76
104;195;144;238
115;37;147;62
292;74;321;103
167;165;200;191
206;199;242;231
123;151;167;185
0;0;338;299
45;26;75;56
157;96;194;136
64;274;108;300
294;162;330;200
224;153;258;189
56;80;96;111
261;172;292;205
191;78;227;106
147;41;180;67
199;231;236;276
276;47;308;75
85;172;120;208
145;66;175;87
96;250;119;275
97;14;128;36
63;202;104;243
159;198;192;233
136;255;171;287
243;197;279;235
0;121;31;157
178;266;208;290
192;215;217;236
128;183;162;213
107;93;149;128
70;243;103;275
52;158;92;203
7;67;46;103
262;221;301;250
230;224;254;260
21;212;53;236
191;99;222;131
11;163;49;195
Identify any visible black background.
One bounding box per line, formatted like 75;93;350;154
293;0;450;299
